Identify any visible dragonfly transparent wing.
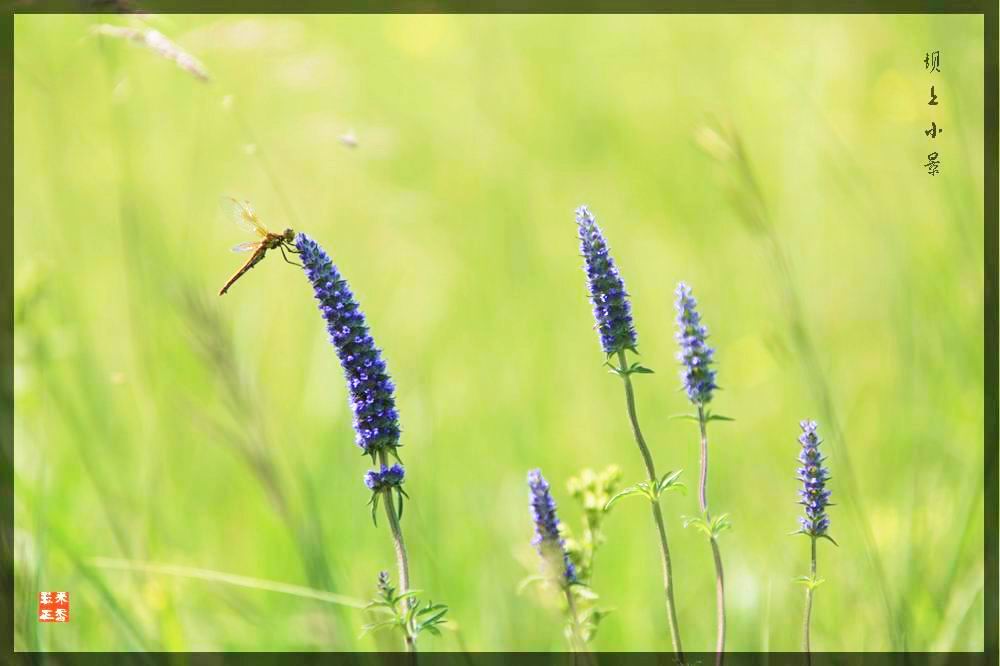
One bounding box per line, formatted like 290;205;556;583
232;241;261;253
220;196;268;237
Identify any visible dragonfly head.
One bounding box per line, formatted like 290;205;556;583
282;228;296;244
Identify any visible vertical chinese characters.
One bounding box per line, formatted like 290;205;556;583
923;51;942;175
924;50;940;72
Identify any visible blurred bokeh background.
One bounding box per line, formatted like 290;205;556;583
13;13;985;651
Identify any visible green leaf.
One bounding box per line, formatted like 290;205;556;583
586;607;614;625
793;574;826;590
660;469;683;485
405;606;420;627
660;482;686;496
683;513;730;538
417;603;448;616
368;494;380;527
605;357;654;378
359;619;401;638
711;513;733;537
603;483;653;511
667;413;700;422
707;414;735;422
394;590;423;603
682;515;712;537
419;607;449;626
656;470;685;496
819;534;839;547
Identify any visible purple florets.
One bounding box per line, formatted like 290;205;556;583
576;206;638;356
527;469;577;584
797;420;832;537
365;463;406;491
297;233;401;458
674;282;717;405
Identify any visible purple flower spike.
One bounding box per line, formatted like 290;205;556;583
296;233;401;458
576;206;638;356
674;282;717;405
528;469;577;584
797;420;832;537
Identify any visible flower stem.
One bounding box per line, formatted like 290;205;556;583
378;451;415;653
696;406;710;515
615;350;685;659
803;536;817;656
697;406;726;664
564;587;583;650
564;587;597;666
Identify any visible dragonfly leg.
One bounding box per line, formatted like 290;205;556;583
280;244;303;268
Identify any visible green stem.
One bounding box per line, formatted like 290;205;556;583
563;587;596;666
697;406;710;515
615;350;685;659
697;406;726;663
378;451;415;653
803;537;817;656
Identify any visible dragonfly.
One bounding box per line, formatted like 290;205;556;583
219;197;298;296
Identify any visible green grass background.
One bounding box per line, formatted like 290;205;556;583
13;14;985;652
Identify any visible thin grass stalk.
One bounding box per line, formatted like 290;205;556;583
713;129;897;646
803;537;817;657
697;405;726;663
181;289;345;636
615;350;684;659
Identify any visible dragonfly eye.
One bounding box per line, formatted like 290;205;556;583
283;228;296;243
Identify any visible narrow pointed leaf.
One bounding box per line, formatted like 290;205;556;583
603;485;649;511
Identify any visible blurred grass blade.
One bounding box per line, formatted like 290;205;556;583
16;475;153;652
93;24;209;82
703;122;901;648
91;557;368;609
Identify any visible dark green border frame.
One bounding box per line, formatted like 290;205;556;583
2;3;995;662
